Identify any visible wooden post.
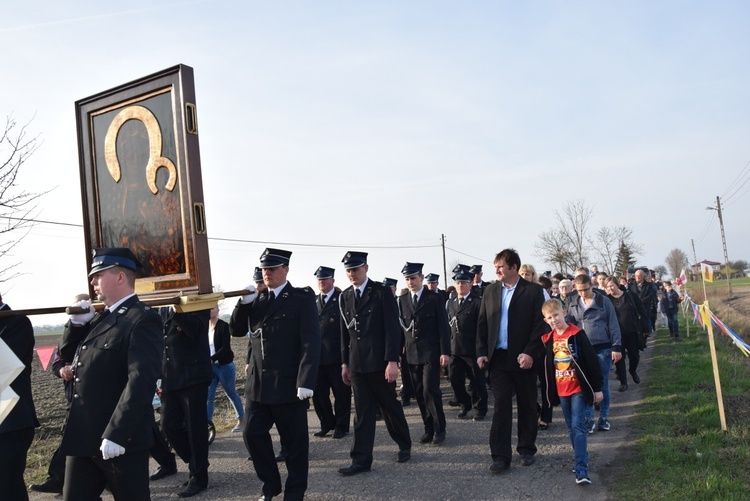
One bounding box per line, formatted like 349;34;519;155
701;301;727;431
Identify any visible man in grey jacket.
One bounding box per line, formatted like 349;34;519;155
566;274;622;434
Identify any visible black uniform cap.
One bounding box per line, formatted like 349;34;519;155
342;251;368;269
89;247;141;276
314;266;335;279
401;262;424;278
259;248;292;268
383;277;398;288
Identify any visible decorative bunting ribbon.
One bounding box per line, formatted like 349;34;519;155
682;293;750;357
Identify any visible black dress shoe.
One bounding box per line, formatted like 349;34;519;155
447;399;460;407
432;431;446;445
619;383;629;392
177;481;207;498
419;433;434;444
521;454;536;466
150;463;178;481
396;450;411;463
630;371;641;384
473;412;486;422
29;479;63;494
490;460;510;473
338;463;371;476
313;428;332;437
275;451;288;462
258;492;280;501
457;408;470;419
402;397;411;407
332;429;347;439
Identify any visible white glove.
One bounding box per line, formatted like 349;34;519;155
297;387;314;400
100;439;125;460
70;299;95;325
240;284;259;304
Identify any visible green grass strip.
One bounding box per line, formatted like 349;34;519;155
612;323;750;500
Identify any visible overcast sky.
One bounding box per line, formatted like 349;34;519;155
2;1;749;326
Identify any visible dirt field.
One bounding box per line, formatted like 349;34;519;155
28;333;249;441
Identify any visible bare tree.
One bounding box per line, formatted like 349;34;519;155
534;228;576;274
534;199;592;274
1;115;45;282
588;225;643;275
653;265;667;280
664;248;690;279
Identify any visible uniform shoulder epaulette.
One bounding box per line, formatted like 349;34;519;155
295;286;316;298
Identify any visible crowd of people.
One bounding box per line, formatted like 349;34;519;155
0;245;681;500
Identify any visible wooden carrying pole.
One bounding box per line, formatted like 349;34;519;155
0;289;250;318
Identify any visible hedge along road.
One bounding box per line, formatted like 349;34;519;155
30;338;650;501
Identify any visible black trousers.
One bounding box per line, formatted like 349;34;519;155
615;332;642;384
64;450;150;501
407;361;446;435
488;350;538;463
312;364;352;433
449;355;488;413
350;370;411;467
45;444;66;484
245;399;308;501
0;427;34;501
399;354;415;400
161;383;209;486
150;419;176;466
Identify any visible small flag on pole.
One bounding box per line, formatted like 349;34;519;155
675;269;688;286
701;263;714;283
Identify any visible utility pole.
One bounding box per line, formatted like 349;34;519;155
692;238;708;304
708;196;733;298
441;234;448;290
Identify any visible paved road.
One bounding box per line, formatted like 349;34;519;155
32;347;651;500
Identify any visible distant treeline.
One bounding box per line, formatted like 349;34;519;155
34;325;65;335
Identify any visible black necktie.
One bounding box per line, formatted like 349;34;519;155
413;294;418;307
268;291;276;305
355;288;361;307
92;308;110;327
459;298;464;307
319;294;326;309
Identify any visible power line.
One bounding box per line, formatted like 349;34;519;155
1;216;83;228
209;236;440;250
2;216;441;250
723;179;750;208
694;211;716;245
720;159;750;200
444;246;492;264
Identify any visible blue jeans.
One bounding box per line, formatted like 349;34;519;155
586;348;611;421
560;392;588;473
207;362;244;421
667;311;680;337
